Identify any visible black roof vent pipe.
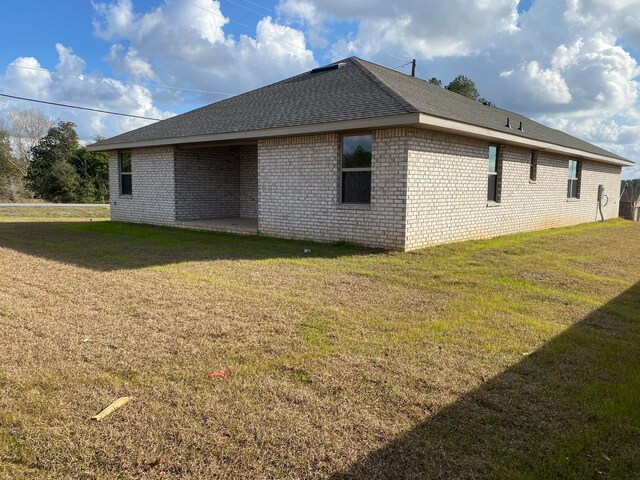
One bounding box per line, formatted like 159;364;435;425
310;62;346;73
518;121;524;131
505;117;512;128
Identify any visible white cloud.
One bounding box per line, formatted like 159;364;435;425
0;44;173;143
2;58;52;98
55;44;86;76
92;0;316;98
551;40;584;70
1;0;317;142
564;0;640;49
278;0;318;25
280;0;520;60
92;0;137;41
107;45;156;80
510;61;573;105
498;32;639;116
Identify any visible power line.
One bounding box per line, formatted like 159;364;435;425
234;0;276;15
223;0;271;18
0;93;161;121
5;63;236;97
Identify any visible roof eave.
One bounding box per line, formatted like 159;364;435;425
86;113;422;152
417;113;634;167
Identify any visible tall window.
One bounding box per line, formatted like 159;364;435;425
120;152;132;195
487;145;501;202
529;151;538;181
341;135;372;204
567;159;580;199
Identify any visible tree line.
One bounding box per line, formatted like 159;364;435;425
0;110;108;203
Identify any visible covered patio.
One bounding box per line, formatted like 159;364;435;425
173;143;258;234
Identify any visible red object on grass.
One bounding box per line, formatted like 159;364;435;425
209;370;226;379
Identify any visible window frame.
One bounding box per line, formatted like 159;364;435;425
529;151;538;182
339;133;372;205
567;159;581;199
487;145;501;203
119;152;132;196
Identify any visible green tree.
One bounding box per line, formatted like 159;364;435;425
446;75;480;100
46;160;81;203
426;74;492;104
26;121;79;201
70;147;109;202
25;122;110;203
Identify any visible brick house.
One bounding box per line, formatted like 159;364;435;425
89;57;634;251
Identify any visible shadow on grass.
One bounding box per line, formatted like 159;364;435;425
0;221;378;271
332;282;640;479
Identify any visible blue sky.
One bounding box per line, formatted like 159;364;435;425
0;0;638;178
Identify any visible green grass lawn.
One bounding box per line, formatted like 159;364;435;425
0;205;110;221
0;213;638;479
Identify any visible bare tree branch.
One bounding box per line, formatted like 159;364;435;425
8;109;55;165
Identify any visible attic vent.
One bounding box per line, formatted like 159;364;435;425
310;62;346;73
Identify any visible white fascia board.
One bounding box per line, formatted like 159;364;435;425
417;113;634;167
86;113;422;152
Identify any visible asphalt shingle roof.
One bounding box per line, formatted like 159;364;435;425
94;57;628;162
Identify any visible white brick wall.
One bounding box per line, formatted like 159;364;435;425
405;127;622;250
258;131;407;249
108;127;622;251
108;147;176;226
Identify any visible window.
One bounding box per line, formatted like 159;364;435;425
529;151;538;181
120;152;132;195
341;135;372;204
487;145;501;202
567;159;580;199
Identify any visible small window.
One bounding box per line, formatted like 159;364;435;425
341;135;372;204
120;152;132;195
529;151;538;181
487;145;501;202
567;159;580;199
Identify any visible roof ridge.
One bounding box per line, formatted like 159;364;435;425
350;58;418;114
356;57;492;109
